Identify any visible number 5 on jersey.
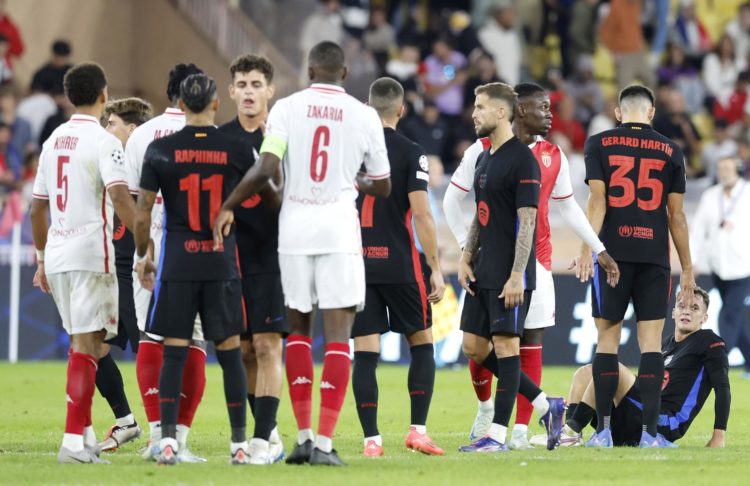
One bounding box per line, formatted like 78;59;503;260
608;155;665;211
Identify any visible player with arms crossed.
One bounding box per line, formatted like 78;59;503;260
30;63;136;463
134;74;255;465
352;77;446;457
444;82;619;448
93;97;153;452
456;82;565;453
558;287;730;448
582;84;694;448
214;41;391;466
124;64;208;462
217;54;286;464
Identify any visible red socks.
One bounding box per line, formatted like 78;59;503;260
285;335;313;430
177;346;206;427
469;358;494;402
516;345;543;426
318;342;351;439
65;352;97;435
136;340;163;422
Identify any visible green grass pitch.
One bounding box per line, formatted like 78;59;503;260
1;362;749;485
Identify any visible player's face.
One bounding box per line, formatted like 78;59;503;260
105;114;135;146
672;293;707;333
519;93;552;137
473;93;501;137
229;70;274;118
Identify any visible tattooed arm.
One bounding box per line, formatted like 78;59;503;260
500;206;537;308
458;215;480;295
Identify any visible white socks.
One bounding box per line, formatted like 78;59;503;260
176;424;190;447
62;433;84;452
115;413;135;428
532;392;549;417
149;421;161;442
314;435;332;453
487;423;508;444
478;399;494;412
410;425;427;434
364;435;382;446
231;440;248;454
298;428;314;445
513;423;528;434
83;425;96;449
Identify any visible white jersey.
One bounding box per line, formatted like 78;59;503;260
124;107;185;261
266;83;390;255
32;114;129;274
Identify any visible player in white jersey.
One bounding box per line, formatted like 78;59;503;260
122;64;208;462
30;63;136;464
443;83;619;449
214;41;391;466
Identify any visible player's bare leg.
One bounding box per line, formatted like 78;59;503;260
404;329;443;455
636;318;670;447
353;333;383;456
248;332;285;464
588;318;622;448
241;339;258;416
510;328;544;449
95;342;141;453
462;332;495;439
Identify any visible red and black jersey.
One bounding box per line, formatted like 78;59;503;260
140;125;253;281
217;117;280;275
584;122;686;269
112;210;135;276
357;128;429;284
473;136;540;290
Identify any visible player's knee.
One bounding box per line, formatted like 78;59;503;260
462;342;483;363
573;364;593;383
241;343;256;366
252;335;282;362
407;329;433;347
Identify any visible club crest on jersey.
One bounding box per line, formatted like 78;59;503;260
541;152;552;168
419;155;429;172
478;174;487;189
111;149;125;166
664;355;673;366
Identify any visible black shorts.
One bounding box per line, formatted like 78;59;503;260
460;288;532;338
611;385;679;446
592;262;671;322
106;266;140;352
241;273;288;338
352;283;431;338
147;280;244;342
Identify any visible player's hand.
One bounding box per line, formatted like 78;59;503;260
597;251;620;288
458;254;476;296
499;272;524;309
428;269;446;303
213;208;234;250
706;429;725;448
135;258;157;291
32;263;50;294
571;248;594;282
680;268;696;310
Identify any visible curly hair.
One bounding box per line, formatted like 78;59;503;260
103;97;153;126
63;62;107;107
229;54;274;83
166;63;203;103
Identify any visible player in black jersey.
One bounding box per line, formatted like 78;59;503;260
582;85;695;448
134;74;254;466
558;286;730;448
94;97;153;452
217;54;286;464
351;77;446;457
457;82;565;452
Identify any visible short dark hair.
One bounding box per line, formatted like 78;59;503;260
514;82;546;100
369;77;404;117
308;41;345;73
618;84;655;107
690;286;710;311
167;63;203;103
103;97;153;126
52;40;71;57
64;62;107;107
230;54;274;83
475;82;517;122
180;74;217;113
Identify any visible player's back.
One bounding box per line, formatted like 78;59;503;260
358;128;429;283
34;114;127;274
140;126;252;281
269;84;389;255
584;122;686;268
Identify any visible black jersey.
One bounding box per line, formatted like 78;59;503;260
113;212;135;274
217;117;280;275
473;136;540;290
657;329;730;439
584;123;686;268
358;128;429;284
140;125;253;281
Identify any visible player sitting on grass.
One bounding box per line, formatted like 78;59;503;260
533;286;730;448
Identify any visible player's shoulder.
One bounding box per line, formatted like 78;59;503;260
696;329;726;348
532;138;562;154
462;138;487;161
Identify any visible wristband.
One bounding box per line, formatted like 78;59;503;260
135;253;149;264
36;249;44;262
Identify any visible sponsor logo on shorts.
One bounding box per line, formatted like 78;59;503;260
241;195;261;209
184;239;224;253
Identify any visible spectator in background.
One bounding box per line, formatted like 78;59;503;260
38;91;74;147
725;2;750;69
0;120;19;192
30;40;72;96
649;0;671;64
420;37;467;120
565;54;604;128
714;69;749;127
670;0;712;68
299;0;345;77
463;51;501;112
401;101;448;161
588;96;618;137
339;0;369;38
0;88;31;156
549;94;586;153
0;0;23;68
599;0;655;89
386;42;422;113
703;35;740;109
16;77;56;148
701;119;738;182
0;34;12;84
448;10;481;59
656;42;705;113
653;86;702;176
363;6;396;75
567;0;599;73
478;1;521;86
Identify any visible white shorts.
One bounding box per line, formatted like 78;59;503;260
133;272;204;342
47;271;119;340
525;260;555;329
279;253;365;313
